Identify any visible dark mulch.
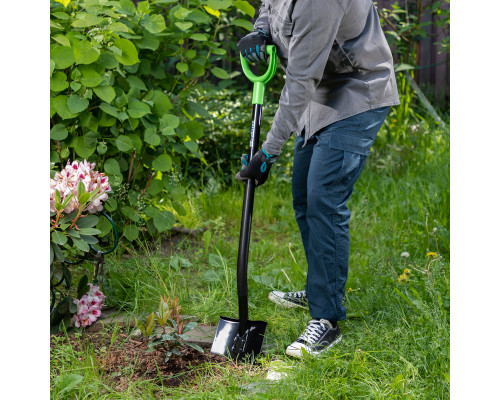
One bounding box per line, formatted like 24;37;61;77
50;322;232;391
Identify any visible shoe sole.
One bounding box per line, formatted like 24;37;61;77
268;292;308;309
285;334;343;358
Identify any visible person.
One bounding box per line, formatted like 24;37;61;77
235;0;400;358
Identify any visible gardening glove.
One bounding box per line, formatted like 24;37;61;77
237;30;272;63
235;148;278;187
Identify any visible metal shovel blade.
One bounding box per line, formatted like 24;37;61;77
210;316;267;359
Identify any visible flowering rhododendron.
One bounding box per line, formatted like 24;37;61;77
50;160;111;214
71;283;106;328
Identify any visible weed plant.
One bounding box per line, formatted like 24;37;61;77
51;118;449;398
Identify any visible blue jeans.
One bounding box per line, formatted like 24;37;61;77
292;107;390;321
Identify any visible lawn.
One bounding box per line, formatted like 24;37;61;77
50;122;450;399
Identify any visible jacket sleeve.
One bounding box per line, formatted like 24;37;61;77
253;1;270;35
262;0;345;155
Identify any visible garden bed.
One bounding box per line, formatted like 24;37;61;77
50;323;233;390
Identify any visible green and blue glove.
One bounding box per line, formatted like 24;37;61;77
237;30;272;63
235;148;278;187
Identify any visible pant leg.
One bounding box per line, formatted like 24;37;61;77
305;107;390;321
291;133;316;261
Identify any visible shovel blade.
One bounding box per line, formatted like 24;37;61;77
210;316;267;360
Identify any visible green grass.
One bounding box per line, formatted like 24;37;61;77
50;123;450;399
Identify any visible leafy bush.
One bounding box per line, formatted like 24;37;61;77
50;0;256;243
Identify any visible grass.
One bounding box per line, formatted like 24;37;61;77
50;120;450;399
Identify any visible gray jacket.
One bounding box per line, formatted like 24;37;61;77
254;0;400;155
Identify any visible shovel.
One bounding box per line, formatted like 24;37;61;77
211;45;278;360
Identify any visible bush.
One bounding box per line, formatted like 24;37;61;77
50;0;256;243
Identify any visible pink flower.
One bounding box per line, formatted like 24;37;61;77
70;283;106;328
50;160;112;214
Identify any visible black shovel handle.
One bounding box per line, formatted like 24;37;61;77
237;103;262;336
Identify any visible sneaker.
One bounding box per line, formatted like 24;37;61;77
268;290;308;309
286;319;342;358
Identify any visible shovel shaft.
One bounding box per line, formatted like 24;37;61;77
237;103;262;335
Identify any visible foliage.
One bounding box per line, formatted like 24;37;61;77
50;0;257;244
50;160;112;333
135;295;203;362
378;0;450;65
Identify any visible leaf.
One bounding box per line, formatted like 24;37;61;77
176;62;188;73
145;312;156;336
135;320;147;336
67;94;89;114
185;342;204;353
108;22;130;33
234;1;255;17
80;70;103;87
51;45;75;69
50;71;69;92
184;140;198;154
52;242;65;262
73;237;90;252
127;100;150;118
50;124;68;140
72;137;96;158
93;86;116;103
203;5;220;18
51;231;67;246
189;62;205;77
123;224;139;241
145;128;161;146
54;0;72;8
234;19;254;31
175;22;193;31
127;75;147;91
207;0;232;10
211;67;229;79
73;40;100;65
153;210;175;232
57;374;83;394
152;154;172;172
62;265;72;289
143;14;166;33
77;215;99;229
70;82;81;91
190;33;207;41
52;34;71;47
74;275;88;300
113;38;139;65
77;227;101;236
394;63;416;72
186;9;211;24
115;135;134;152
72;13;104;28
99;103;120;119
151;90;172;114
80;234;98;244
160;114;180;131
52;95;77;119
104;158;121;176
50;59;56;75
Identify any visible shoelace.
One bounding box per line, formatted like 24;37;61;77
288;290;307;299
298;320;327;343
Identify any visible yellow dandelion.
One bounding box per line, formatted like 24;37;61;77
426;252;439;258
403;268;411;275
347;288;353;293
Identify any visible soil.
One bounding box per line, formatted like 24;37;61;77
50;322;234;390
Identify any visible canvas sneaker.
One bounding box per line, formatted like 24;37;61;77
286;319;342;358
268;290;308;309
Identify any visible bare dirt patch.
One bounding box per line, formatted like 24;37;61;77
50;322;233;390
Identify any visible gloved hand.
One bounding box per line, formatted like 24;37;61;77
235;148;278;187
237;30;272;63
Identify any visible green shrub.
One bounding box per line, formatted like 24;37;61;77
50;0;257;243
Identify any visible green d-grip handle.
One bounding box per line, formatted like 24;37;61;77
240;45;277;105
